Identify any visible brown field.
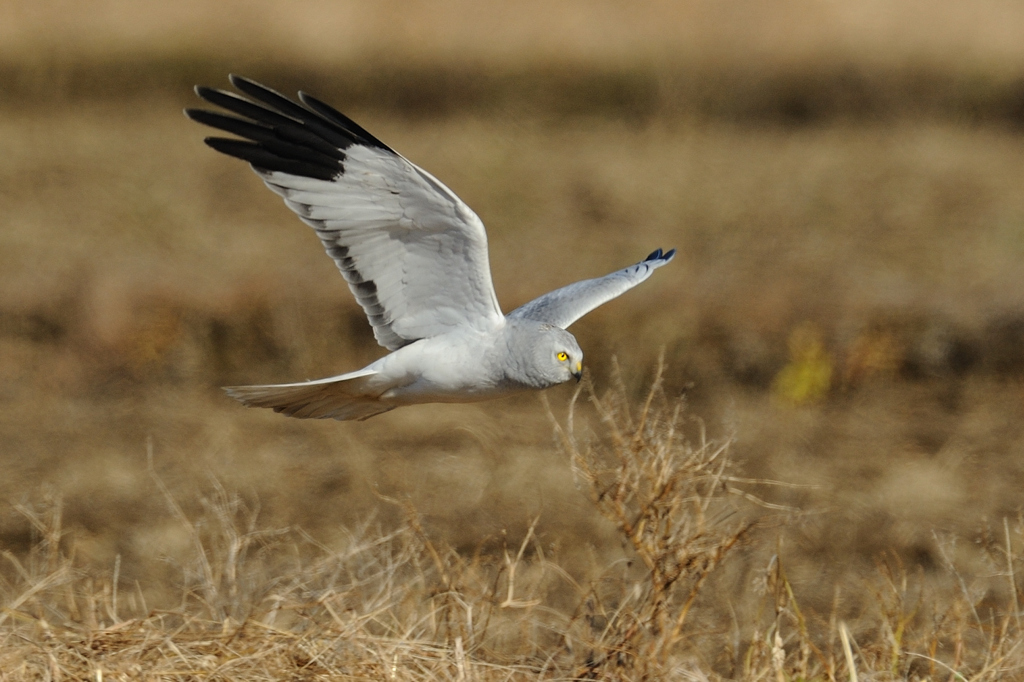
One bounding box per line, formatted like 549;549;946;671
4;2;1024;679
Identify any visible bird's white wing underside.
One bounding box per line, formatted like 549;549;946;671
186;77;504;352
508;249;676;329
261;146;504;350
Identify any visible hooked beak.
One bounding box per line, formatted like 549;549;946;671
573;361;583;382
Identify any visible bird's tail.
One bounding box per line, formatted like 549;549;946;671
223;368;394;421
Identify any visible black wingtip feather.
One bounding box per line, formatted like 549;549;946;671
190;75;394;181
219;77;371;152
185;108;267;139
644;248;676;262
203;137;340;181
227;73;251;89
298;91;391;151
190;107;346;171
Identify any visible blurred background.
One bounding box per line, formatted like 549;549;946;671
3;0;1024;612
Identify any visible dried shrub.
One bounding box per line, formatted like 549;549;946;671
551;358;754;677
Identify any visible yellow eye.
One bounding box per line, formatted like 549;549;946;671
557;352;568;362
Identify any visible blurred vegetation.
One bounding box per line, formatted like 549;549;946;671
9;54;1024;126
4;0;1024;678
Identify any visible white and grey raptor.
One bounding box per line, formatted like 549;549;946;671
186;76;675;421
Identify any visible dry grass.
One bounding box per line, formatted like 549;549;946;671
0;376;747;679
4;376;1024;680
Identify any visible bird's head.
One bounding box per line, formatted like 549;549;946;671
534;325;584;385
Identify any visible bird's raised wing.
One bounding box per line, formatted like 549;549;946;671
186;75;504;351
508;248;675;329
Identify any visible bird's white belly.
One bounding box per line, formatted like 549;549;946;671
371;331;511;404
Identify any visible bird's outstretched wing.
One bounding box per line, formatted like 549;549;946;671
186;75;504;351
508;248;676;329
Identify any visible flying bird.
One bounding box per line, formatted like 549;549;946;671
186;76;675;421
